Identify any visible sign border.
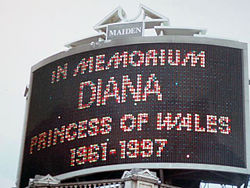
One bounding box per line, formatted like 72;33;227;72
17;36;249;186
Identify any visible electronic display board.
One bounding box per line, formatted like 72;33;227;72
19;40;248;187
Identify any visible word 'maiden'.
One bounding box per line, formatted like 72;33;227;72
51;48;205;83
78;74;162;109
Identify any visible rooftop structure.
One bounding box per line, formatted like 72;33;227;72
66;4;206;48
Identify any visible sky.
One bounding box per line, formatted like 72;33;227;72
0;0;250;187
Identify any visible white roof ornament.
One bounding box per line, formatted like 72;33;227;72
28;174;60;186
94;4;170;33
66;4;206;48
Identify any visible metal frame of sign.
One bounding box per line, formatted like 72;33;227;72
17;36;249;186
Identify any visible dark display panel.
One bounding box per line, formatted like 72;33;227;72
20;43;245;187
